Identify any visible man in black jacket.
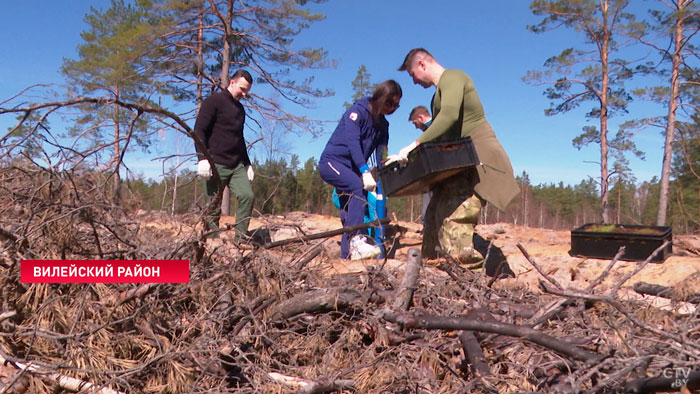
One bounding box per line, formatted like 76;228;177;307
194;70;254;238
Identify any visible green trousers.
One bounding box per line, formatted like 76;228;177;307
204;163;254;236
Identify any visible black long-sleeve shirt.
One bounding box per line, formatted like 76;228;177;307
193;89;251;168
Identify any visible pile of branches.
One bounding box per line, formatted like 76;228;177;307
1;163;699;393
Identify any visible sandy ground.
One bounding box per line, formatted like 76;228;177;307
231;212;700;310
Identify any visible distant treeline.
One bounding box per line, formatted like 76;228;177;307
127;156;699;234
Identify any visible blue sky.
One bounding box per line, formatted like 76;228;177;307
1;0;669;186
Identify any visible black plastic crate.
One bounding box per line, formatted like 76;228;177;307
570;223;673;263
378;137;479;197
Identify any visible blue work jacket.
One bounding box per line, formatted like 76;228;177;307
320;97;388;173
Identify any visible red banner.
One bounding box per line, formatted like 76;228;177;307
21;260;190;283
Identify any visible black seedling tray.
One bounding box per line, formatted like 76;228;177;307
570;223;673;263
378;137;479;197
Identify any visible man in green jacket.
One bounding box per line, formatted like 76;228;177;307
395;48;519;262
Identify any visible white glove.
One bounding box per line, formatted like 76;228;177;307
197;160;212;180
397;141;420;165
362;172;377;192
246;165;254;182
384;154;401;166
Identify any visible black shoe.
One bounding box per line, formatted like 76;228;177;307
245;228;272;246
473;234;515;278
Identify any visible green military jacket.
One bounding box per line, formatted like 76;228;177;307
417;69;519;212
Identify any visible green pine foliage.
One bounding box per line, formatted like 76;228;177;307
343;65;374;109
139;0;336;135
61;0;167;201
249;155;334;216
669;118;700;233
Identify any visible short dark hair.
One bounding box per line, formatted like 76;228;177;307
398;48;433;71
409;105;430;121
231;69;253;84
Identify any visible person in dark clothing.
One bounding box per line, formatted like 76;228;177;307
319;80;402;260
407;105;433;225
194;69;254;238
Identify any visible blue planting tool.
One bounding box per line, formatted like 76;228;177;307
331;184;386;258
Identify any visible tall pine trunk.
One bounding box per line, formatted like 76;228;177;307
113;86;121;204
195;6;205;212
617;183;621;224
599;0;611;223
218;0;235;216
657;0;685;226
196;7;204;112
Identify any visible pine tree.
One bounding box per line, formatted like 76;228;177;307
61;0;165;202
632;0;700;225
344;64;374;109
141;0;335;215
525;0;644;223
143;0;335;132
670;113;700;231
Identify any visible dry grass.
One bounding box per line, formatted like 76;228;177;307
1;165;699;393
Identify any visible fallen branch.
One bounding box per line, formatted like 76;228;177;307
526;247;626;329
392;248;422;311
293;243;325;271
268;372;311;388
610;241;671;296
381;312;601;363
526;298;576;329
292;379;355;394
538;281;697;349
268;288;385;321
0;350;125;394
263;218;390;248
0;310;17;324
232;296;278;336
111;283;159;307
633;282;700;304
458;330;491;377
268;371;355;394
516;243;563;290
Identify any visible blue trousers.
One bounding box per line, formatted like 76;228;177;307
319;159;367;259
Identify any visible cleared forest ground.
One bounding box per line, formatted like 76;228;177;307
2;208;699;393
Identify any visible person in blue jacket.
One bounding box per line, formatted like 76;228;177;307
319;80;402;260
